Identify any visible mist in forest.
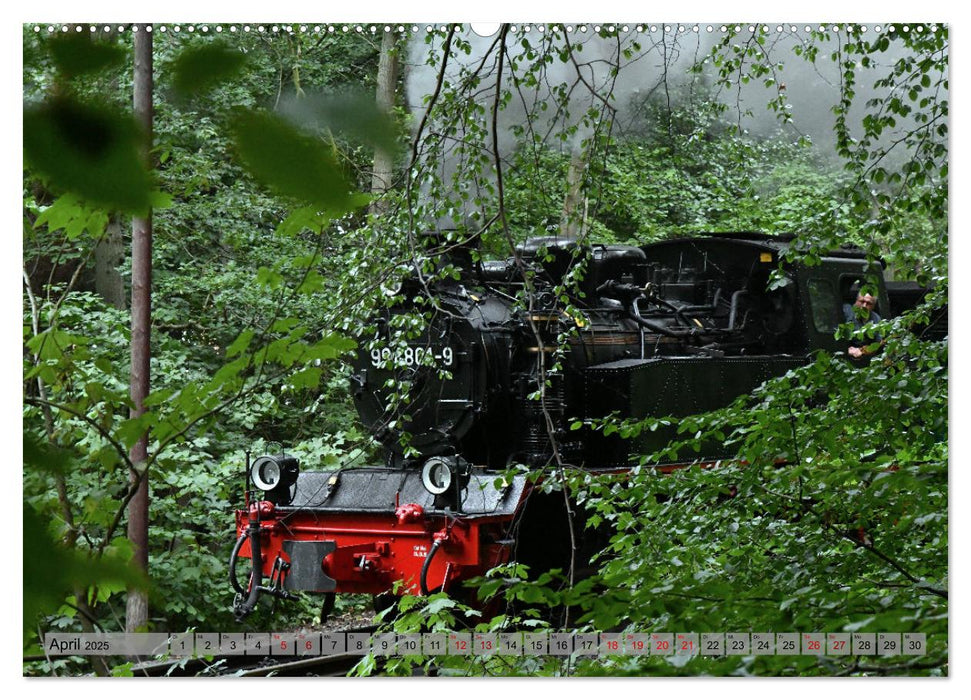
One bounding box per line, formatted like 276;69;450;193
403;24;938;226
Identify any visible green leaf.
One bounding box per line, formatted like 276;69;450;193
23;98;154;214
276;207;330;237
229;110;361;214
278;91;401;155
208;356;249;389
33;193;108;239
225;329;255;358
288;366;322;390
255;266;284;290
26;328;89;361
425;595;457;615
296;270;326;295
149;189;174;209
116;413;155;451
171;43;247;99
22;503;144;643
306;333;357;361
23;433;72;475
111;662;135;677
143;387;176;408
48;33;126;79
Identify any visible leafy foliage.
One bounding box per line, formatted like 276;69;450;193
570;340;947;675
22;26;386;664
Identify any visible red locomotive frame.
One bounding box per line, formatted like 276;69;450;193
234;501;515;597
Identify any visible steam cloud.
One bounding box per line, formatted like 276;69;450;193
403;25;939;229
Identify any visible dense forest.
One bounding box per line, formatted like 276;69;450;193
23;23;947;677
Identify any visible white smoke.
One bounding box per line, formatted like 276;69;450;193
403;25;942;226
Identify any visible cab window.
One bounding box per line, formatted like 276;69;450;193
807;278;839;333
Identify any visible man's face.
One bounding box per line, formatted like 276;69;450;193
854;293;877;314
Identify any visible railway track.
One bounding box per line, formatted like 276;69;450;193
230;651;367;677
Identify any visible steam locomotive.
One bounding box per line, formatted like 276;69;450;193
230;232;904;620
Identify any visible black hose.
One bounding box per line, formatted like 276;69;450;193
228;533;248;595
419;539;443;595
233;524;264;621
673;287;724;313
653;297;694;327
320;593;336;623
629;304;693;338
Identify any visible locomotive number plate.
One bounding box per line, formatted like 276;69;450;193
369;345;455;369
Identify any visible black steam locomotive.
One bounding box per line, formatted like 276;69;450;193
231;233;902;619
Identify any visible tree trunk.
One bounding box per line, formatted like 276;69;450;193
90;27;127;312
126;24;153;634
369;30;399;215
560;145;588;238
95;215;125;310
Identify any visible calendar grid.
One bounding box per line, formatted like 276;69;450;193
42;631;929;658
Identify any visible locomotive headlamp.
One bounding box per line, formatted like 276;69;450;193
420;456;471;511
421;457;454;495
251;455;299;493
